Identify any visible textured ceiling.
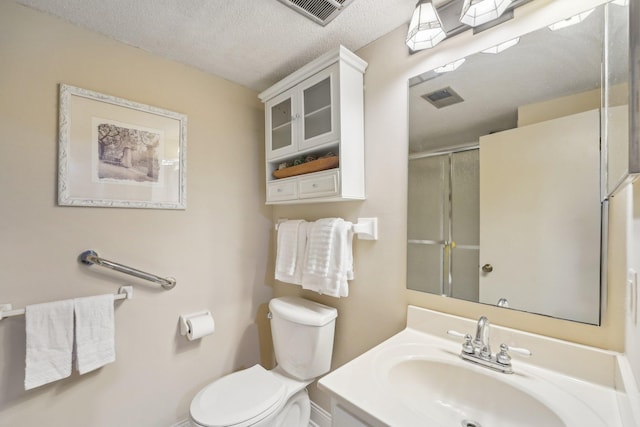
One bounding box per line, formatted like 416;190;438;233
15;0;416;91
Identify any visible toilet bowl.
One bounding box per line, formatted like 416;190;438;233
189;297;337;427
190;366;310;427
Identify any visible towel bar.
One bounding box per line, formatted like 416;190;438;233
0;286;133;320
80;250;176;290
275;217;378;240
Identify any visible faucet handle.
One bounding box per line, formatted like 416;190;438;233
503;344;532;357
447;330;474;354
496;343;532;365
446;329;466;338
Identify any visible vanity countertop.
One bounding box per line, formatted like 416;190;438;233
318;306;636;427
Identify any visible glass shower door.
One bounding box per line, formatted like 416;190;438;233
407;149;479;299
407;155;447;294
450;149;479;300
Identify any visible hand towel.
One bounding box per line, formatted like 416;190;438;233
303;218;337;277
275;220;307;285
25;299;74;390
302;219;354;297
74;294;115;375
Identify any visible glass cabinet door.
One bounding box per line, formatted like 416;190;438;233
299;64;339;150
303;77;331;139
266;92;296;159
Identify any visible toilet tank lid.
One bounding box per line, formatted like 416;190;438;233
269;297;337;326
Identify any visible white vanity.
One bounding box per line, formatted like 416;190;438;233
318;306;640;426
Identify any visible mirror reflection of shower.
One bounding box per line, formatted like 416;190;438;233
407;148;479;301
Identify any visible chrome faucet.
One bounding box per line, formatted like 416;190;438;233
473;316;491;359
447;316;532;374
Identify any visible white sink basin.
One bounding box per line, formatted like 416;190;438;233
384;354;565;426
319;312;624;427
373;342;608;427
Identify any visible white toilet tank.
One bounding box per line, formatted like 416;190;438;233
269;297;338;381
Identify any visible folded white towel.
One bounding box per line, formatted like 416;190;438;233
74;294;115;375
303;218;336;278
302;219;354;297
25;299;74;390
275;220;307;285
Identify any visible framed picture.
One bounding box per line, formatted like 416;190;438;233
58;84;187;209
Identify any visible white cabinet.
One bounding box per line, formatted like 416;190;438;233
259;46;367;204
329;400;382;427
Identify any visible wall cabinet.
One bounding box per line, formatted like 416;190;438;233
259;46;367;204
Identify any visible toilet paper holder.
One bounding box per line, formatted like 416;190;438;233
179;310;212;336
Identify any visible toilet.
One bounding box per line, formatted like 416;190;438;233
190;297;338;427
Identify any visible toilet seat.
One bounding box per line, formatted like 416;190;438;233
190;365;286;427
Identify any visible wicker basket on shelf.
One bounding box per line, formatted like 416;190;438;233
272;156;339;179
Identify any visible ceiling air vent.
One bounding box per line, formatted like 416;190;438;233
422;87;464;109
277;0;355;26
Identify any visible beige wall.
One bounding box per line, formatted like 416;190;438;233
271;0;626;410
1;0;631;422
0;2;273;425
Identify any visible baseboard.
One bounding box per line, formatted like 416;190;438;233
172;401;331;427
309;400;332;427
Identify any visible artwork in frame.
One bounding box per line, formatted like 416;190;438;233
58;84;187;209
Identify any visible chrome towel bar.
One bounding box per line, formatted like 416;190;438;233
80;250;176;290
0;286;133;320
275;217;378;240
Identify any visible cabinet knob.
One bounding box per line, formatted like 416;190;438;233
277;188;282;193
482;264;493;273
312;183;318;188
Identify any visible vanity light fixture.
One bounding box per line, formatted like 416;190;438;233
460;0;515;27
481;37;520;54
548;8;595;31
406;0;447;51
434;58;466;73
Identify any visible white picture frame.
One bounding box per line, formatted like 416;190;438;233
58;84;187;209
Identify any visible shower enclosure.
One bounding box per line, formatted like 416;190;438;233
407;148;479;301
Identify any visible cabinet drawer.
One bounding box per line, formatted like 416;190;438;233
298;170;339;199
267;180;297;201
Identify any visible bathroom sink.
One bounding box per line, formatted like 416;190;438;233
372;342;608;427
385;357;564;427
319;307;625;427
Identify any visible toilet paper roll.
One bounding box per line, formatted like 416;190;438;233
186;312;215;341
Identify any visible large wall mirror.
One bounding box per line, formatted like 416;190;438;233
406;1;630;325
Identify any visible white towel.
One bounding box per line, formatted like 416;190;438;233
275;220;307;285
302;218;354;297
25;299;74;390
303;218;336;277
74;294;115;375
